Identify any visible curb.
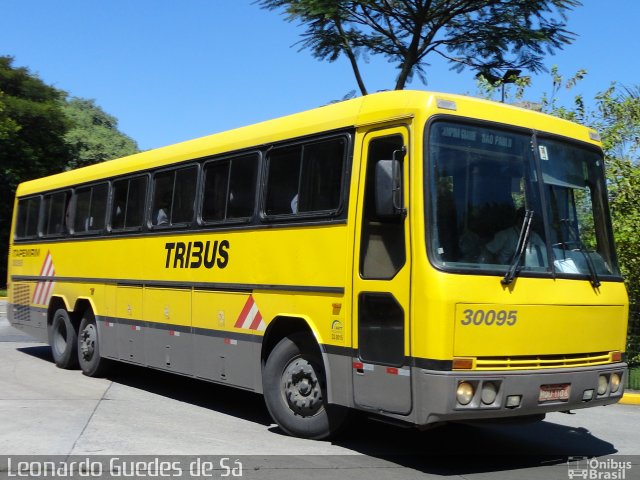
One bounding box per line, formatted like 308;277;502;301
620;392;640;405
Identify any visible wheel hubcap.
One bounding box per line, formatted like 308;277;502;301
80;324;97;361
282;358;323;416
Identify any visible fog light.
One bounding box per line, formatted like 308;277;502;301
610;373;621;393
456;381;474;405
506;395;522;408
481;382;498;405
597;375;608;395
582;389;595;401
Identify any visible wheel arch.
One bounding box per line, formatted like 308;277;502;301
260;315;345;406
261;315;321;367
72;297;98;319
47;295;71;327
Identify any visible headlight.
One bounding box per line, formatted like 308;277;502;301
481;382;498;405
610;373;621;393
457;381;475;405
597;375;608;395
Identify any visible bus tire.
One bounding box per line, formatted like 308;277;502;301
49;308;79;369
78;311;110;377
262;333;347;440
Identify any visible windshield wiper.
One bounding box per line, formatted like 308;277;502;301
502;209;535;286
560;219;601;288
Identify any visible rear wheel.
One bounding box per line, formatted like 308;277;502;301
78;311;110;377
49;308;78;369
262;333;348;439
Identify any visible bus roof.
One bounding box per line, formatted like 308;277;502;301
16;90;601;197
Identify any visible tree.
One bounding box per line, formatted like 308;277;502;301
0;57;139;287
62;97;138;169
257;0;580;95
0;56;75;286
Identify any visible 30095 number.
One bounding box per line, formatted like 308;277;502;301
461;309;518;326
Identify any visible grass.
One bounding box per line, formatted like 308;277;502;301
0;289;6;298
628;367;640;391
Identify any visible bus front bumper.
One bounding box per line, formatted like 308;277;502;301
415;363;627;426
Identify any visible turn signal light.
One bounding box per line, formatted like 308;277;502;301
452;358;474;370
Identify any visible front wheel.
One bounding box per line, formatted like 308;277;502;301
262;333;348;439
78;311;111;377
49;308;78;369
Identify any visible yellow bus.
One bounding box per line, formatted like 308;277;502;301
6;90;629;439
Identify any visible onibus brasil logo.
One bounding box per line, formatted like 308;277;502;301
567;457;633;479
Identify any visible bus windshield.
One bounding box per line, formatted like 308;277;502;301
427;121;620;280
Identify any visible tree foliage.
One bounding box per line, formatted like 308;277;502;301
0;57;74;286
63;97;138;169
257;0;581;94
0;56;139;286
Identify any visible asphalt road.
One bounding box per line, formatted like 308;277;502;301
0;300;638;480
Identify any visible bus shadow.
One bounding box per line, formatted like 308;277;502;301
16;345;273;427
105;362;273;427
322;413;618;475
17;344;52;361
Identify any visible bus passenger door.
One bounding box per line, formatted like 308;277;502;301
352;127;412;415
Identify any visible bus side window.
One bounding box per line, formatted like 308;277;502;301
74;183;108;234
172;166;198;224
111;179;128;230
15;197;41;239
42;191;71;237
298;138;345;213
151;166;197;227
265;145;301;215
202;153;258;223
264;137;346;217
111;176;148;231
202;161;229;222
227;154;258;219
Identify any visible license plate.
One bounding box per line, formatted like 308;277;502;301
539;383;571;402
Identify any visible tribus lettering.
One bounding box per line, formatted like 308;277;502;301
164;240;229;269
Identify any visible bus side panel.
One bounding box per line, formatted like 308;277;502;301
115;285;144;364
97;284;119;359
192;290;260;390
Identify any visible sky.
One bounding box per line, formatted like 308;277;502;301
1;0;639;152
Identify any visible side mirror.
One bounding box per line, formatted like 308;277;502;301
375;156;405;218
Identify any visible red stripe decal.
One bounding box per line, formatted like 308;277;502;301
248;310;263;330
234;296;255;328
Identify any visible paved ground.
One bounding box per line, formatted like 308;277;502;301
0;300;639;479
